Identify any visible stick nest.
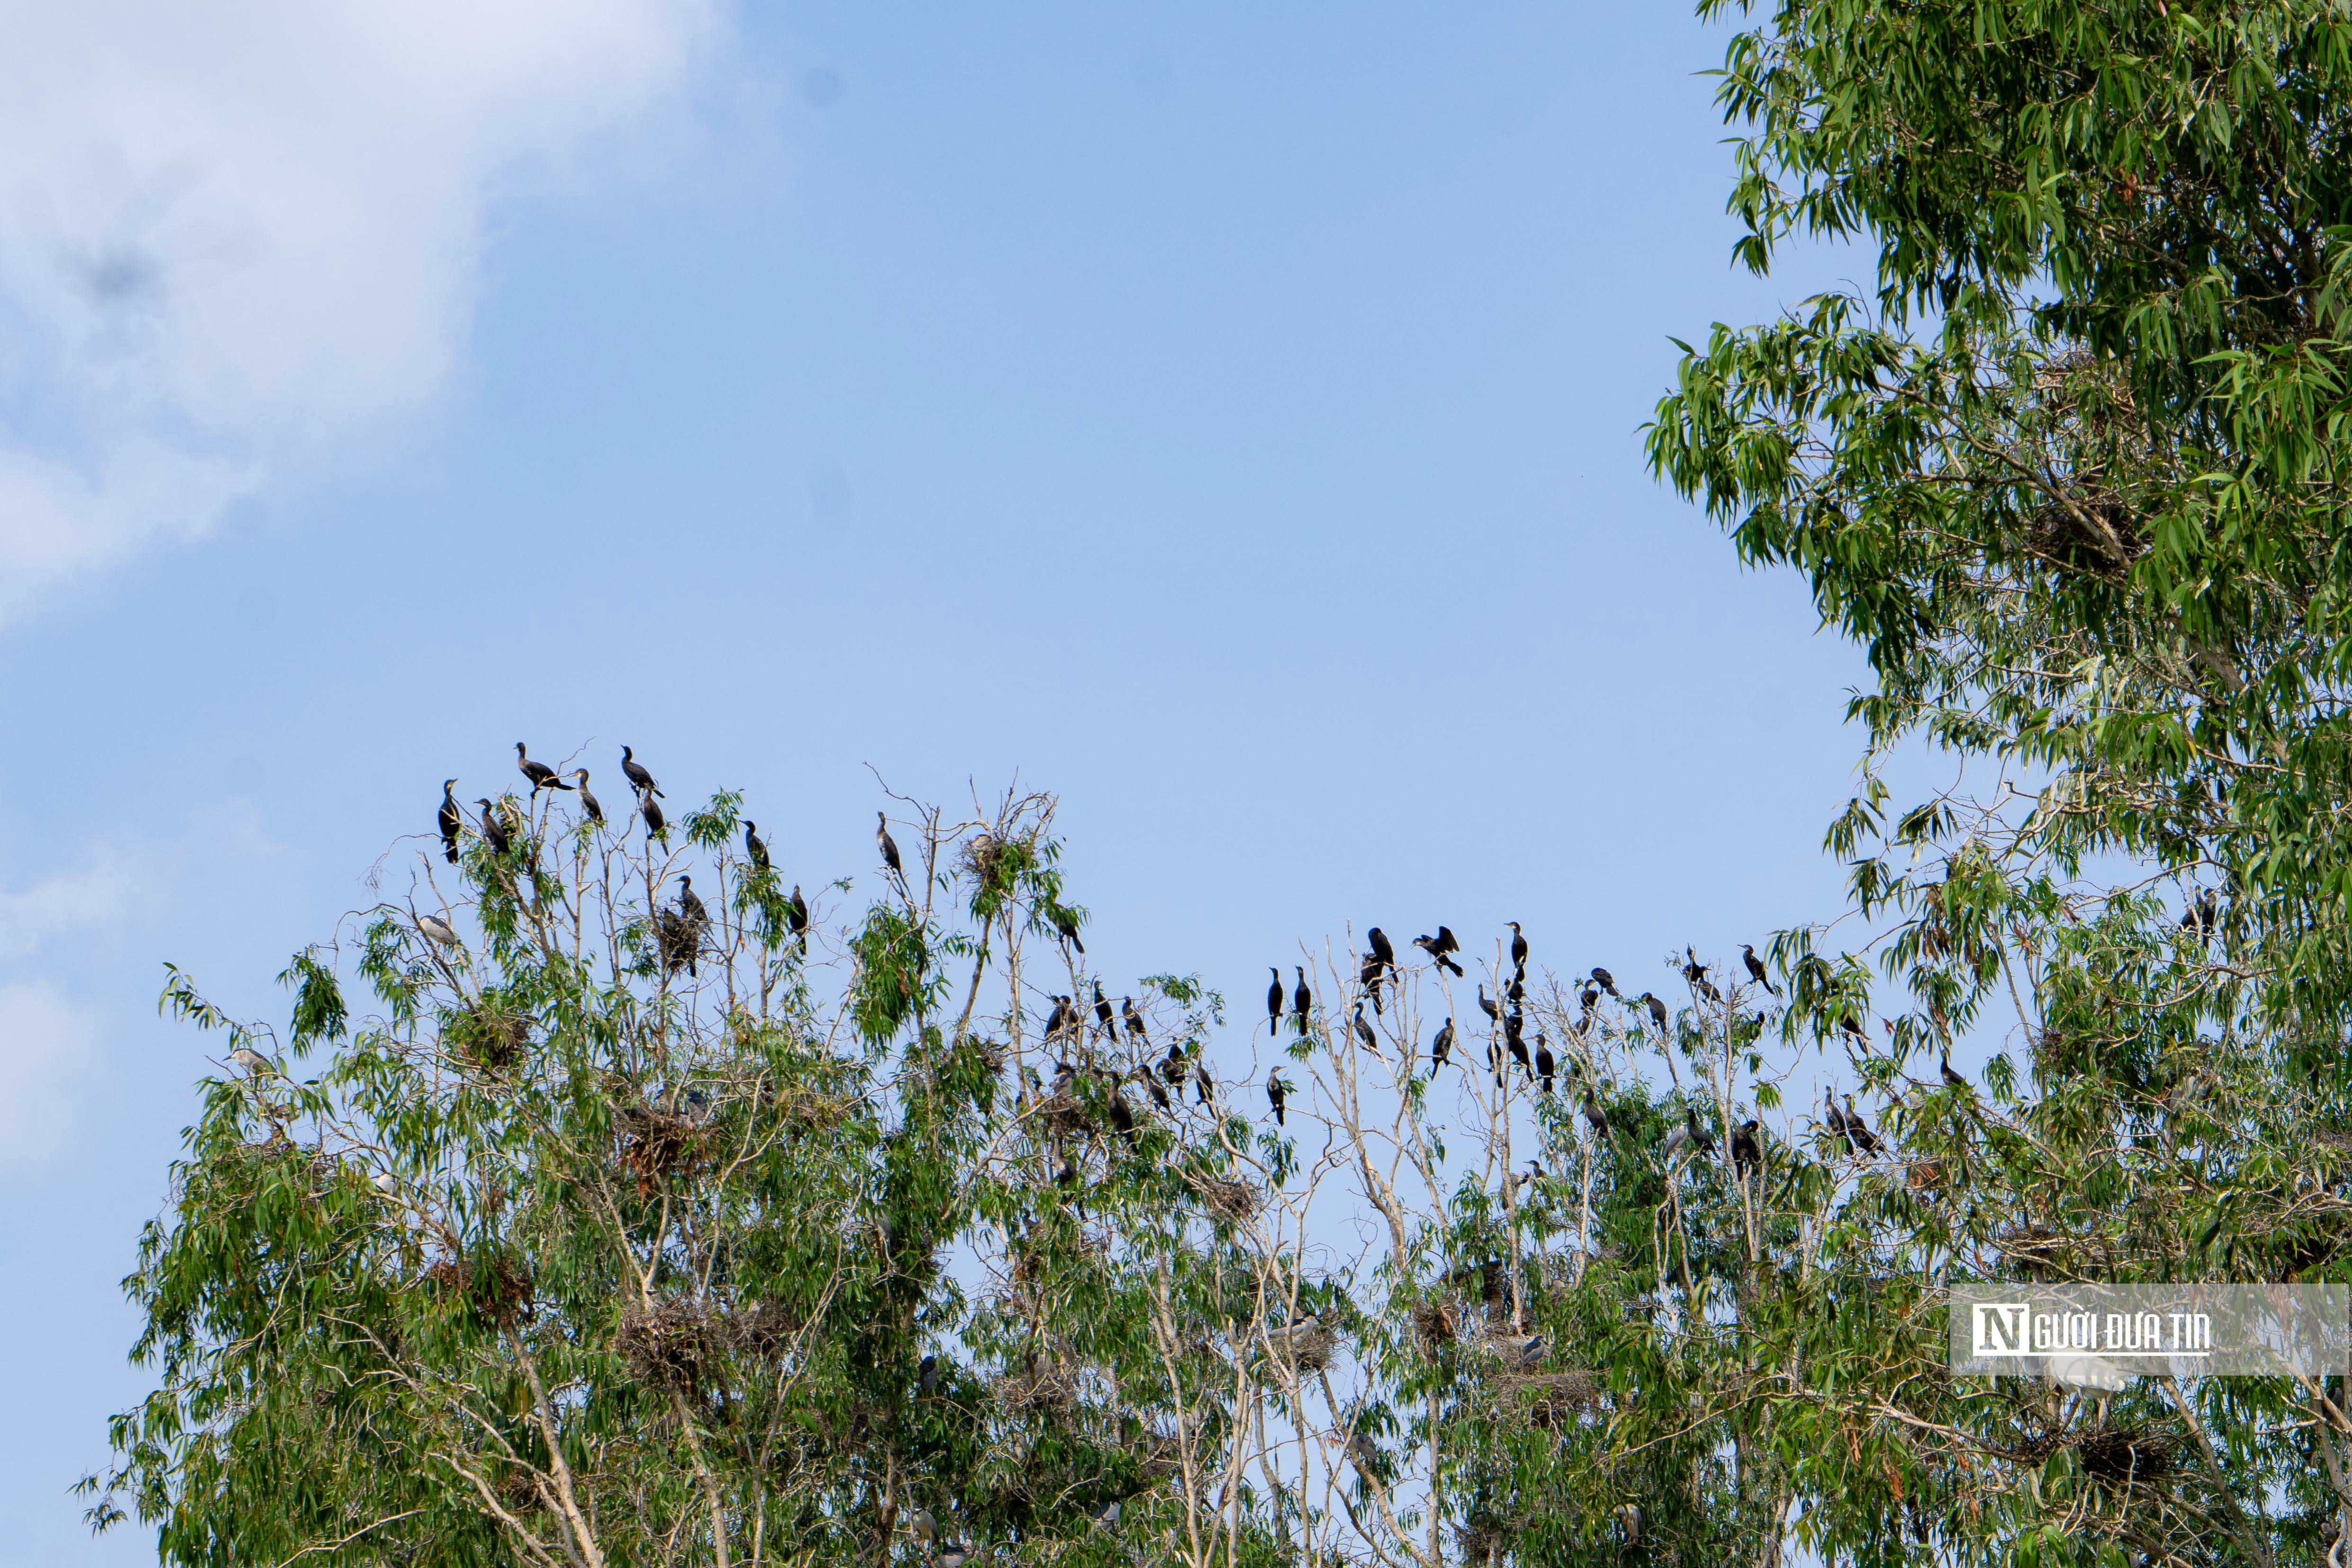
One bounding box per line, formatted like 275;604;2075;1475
616;1299;725;1398
617;1106;703;1197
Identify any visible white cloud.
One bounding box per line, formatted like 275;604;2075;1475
0;980;108;1176
0;0;732;622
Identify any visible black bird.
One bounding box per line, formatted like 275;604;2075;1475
1581;1087;1610;1140
1413;933;1465;977
1357;950;1386;1009
1578;982;1599;1014
1824;1088;1851;1149
1125;996;1149;1044
1477;985;1500;1025
1506;1012;1530;1076
436;779;462;863
1367;927;1396;973
1838;1011;1870;1047
1267;968;1284;1037
1352;1003;1377;1053
1108;1088;1137;1140
1145;1075;1169;1112
1506;971;1525;1005
1684;1108;1717;1158
1043;996;1075;1042
638;787;665;841
1741;944;1780;996
1195;1062;1212;1105
517;742;571;793
1941;1051;1967;1091
1093;980;1115;1040
1683;947;1709;988
918;1354;940;1397
1051;1058;1078;1096
676;874;708;927
1639;992;1669;1035
621;745;662;799
1843;1095;1882;1156
1052;906;1086;954
572;769;603;823
1266;1070;1287;1126
1590;966;1618;998
476;799;512;857
786;884;809;954
1534;1033;1556;1094
744;820;770;871
877;812;903;877
1159;1041;1185;1083
1509;922;1528;971
1292;966;1312;1036
1431;1017;1453;1070
1731;1119;1761;1178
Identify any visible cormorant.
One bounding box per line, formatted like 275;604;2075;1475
918;1354;939;1397
1367;927;1396;972
621;746;662;798
1124;995;1149;1043
1741;943;1780;995
1824;1088;1850;1148
877;812;903;877
1043;996;1075;1042
1683;947;1709;987
1432;1017;1453;1070
1684;1108;1717;1157
786;884;809;954
1590;966;1618;997
1353;1003;1377;1053
572;770;603;823
516;742;571;793
1093;980;1115;1040
1267;1070;1287;1126
1843;1095;1882;1155
1506;1013;1530;1076
437;780;461;864
1509;922;1528;970
638;787;665;840
1731;1119;1761;1178
1145;1075;1169;1112
1053;907;1086;954
676;874;708;928
1413;933;1465;976
744;820;769;870
1533;1033;1556;1094
1477;985;1500;1025
1941;1051;1967;1091
1195;1062;1212;1104
1581;1087;1609;1140
1160;1041;1185;1083
1292;966;1312;1035
1640;992;1668;1034
1267;968;1283;1037
476;799;512;856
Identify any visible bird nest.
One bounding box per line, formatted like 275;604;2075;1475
449;1004;531;1073
1907;1159;1945;1191
2077;1427;2172;1487
1267;1319;1338;1373
995;1359;1083;1414
421;1249;536;1329
655;908;707;976
1412;1302;1459;1350
616;1299;725;1397
2024;492;2145;580
1455;1518;1523;1562
1501;1368;1603;1427
1995;1223;2070;1281
726;1298;805;1359
616;1106;703;1197
1197;1178;1262;1222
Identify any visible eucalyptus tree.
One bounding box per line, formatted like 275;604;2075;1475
1639;0;2352;1560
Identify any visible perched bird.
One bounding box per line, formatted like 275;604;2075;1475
1578;982;1599;1015
1108;1088;1137;1140
572;769;603;824
476;799;513;857
1590;966;1618;998
1353;1003;1378;1053
744;820;770;871
2182;887;2219;939
682;1087;712;1124
1839;1012;1870;1047
437;779;462;864
1266;1070;1288;1126
1043;996;1075;1042
1506;971;1525;1005
1357;949;1386;1007
1145;1075;1169;1112
1292;967;1313;1036
516;742;571;793
417;913;459;946
1477;985;1500;1025
1731;1119;1761;1178
1741;943;1780;995
1053;906;1086;954
1824;1087;1849;1144
1414;933;1465;977
621;746;663;799
1640;992;1669;1035
1159;1041;1185;1084
1125;995;1150;1044
1843;1095;1882;1156
1505;1013;1530;1076
1432;1016;1454;1070
918;1353;940;1398
230;1046;270;1075
935;1547;970;1568
1941;1051;1967;1091
877;812;903;877
1367;927;1396;974
1266;967;1284;1037
1195;1062;1213;1105
1684;1108;1717;1157
676;874;708;928
1581;1087;1610;1140
638;787;666;841
786;885;810;954
1509;922;1528;971
1533;1033;1556;1094
1093;980;1116;1040
1662;1117;1692;1160
1683;947;1709;987
370;1170;399;1196
1050;1058;1078;1096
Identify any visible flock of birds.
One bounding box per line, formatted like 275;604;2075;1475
398;744;1967;1182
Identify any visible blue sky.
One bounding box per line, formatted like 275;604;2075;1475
0;3;1879;1557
